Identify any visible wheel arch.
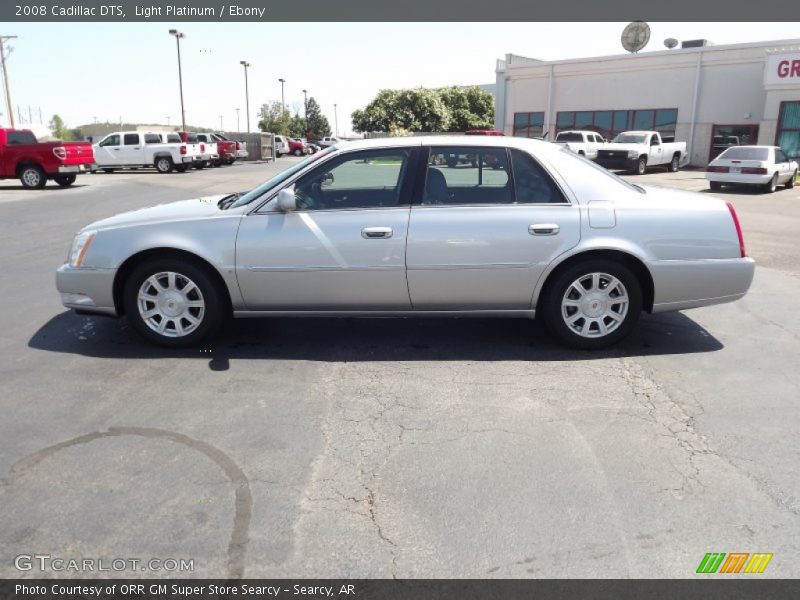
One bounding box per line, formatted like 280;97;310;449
113;247;233;317
15;160;45;177
534;248;655;314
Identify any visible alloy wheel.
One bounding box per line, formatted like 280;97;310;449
560;272;629;339
137;271;205;338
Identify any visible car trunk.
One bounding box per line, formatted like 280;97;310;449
60;141;95;166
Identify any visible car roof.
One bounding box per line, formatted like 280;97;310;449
335;135;553;152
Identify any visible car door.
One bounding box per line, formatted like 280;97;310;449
235;146;419;310
649;134;664;163
117;133;144;165
406;145;581;310
94;134;122;166
775;148;793;182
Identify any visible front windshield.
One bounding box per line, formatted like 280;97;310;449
612;134;647;144
227;146;337;209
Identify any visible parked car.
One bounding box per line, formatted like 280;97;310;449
554;130;606;159
93;131;195;174
193;133;220;167
303;139;322;154
56;136;754;350
288;138;309;157
464;129;505;136
176;131;212;169
318;136;341;147
235;139;248;160
595;131;687;174
210;133;239;165
273;135;290;157
706;146;798;193
0;128;95;189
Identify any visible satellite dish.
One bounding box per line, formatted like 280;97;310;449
664;38;679;49
621;21;651;53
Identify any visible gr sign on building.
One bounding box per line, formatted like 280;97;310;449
765;53;800;85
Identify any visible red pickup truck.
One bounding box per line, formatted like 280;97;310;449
0;128;95;189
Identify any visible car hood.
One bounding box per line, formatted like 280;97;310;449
602;143;642;152
83;195;230;231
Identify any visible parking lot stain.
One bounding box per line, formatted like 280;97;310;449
0;426;252;577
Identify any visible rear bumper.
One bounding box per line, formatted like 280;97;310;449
650;257;756;313
58;163;96;174
706;172;773;185
56;263;118;316
236;150;249;158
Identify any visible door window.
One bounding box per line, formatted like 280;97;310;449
123;134;140;145
776;149;789;163
510;149;567;204
293;149;411;210
99;135;120;147
424;147;511;205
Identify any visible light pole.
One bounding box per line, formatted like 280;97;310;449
168;29;186;131
239;60;250;132
235;108;240;132
334;103;339;137
278;78;286;110
302;89;308;135
0;35;18;128
219;115;223;130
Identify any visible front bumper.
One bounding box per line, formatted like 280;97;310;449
56;263;118;316
595;156;637;171
650;257;756;313
58;163;96;174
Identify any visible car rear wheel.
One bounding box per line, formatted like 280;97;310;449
667;154;680;173
293;148;303;156
155;156;174;174
786;170;797;189
19;164;47;189
102;168;115;174
541;259;642;350
635;157;647;175
54;174;77;187
763;173;778;194
123;259;225;347
709;181;722;191
174;164;188;173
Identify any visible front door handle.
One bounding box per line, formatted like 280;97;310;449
361;227;393;239
529;223;560;236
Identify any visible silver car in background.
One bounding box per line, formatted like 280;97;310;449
56;136;755;349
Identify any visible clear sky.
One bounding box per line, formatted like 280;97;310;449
2;22;799;135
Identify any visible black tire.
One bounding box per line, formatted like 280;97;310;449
54;174;77;187
293;148;303;157
540;259;643;350
155;156;174;174
578;150;585;156
19;164;47;189
212;159;222;167
227;158;235;165
122;258;226;348
634;157;647;175
194;162;205;170
786;170;796;189
763;173;778;194
667;154;680;173
709;181;722;191
102;168;115;174
275;152;282;159
174;164;188;173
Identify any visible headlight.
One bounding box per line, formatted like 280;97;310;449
68;230;96;268
627;150;639;159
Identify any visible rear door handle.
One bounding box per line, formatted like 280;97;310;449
361;227;393;239
529;224;560;236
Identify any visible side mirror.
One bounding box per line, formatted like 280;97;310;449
277;188;297;211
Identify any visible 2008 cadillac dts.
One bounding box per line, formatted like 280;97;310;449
56;136;755;349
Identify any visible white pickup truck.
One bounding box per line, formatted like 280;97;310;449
554;130;606;159
194;133;220;167
595;130;687;175
93;131;197;174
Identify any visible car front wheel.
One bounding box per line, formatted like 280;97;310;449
123;259;225;347
787;170;797;189
541;259;642;350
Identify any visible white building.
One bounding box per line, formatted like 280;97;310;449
494;38;800;166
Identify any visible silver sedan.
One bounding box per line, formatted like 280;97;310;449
56;136;755;349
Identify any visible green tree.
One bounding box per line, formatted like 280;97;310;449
257;101;291;135
49;114;71;140
351;86;494;133
304;97;331;140
288;112;307;138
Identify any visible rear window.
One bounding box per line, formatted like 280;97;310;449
166;134;181;143
184;133;199;143
556;132;583;142
144;134;161;144
6;130;37;144
718;147;769;161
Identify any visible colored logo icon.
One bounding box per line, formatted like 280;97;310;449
696;552;773;574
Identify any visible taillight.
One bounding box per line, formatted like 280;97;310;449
726;201;746;258
741;167;767;175
180;145;187;155
53;146;67;160
200;143;205;152
706;165;729;173
235;141;241;150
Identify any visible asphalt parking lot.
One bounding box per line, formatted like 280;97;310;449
1;161;799;578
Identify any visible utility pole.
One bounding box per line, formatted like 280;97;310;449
239;61;250;132
278;78;286;111
236;108;240;132
219;115;223;130
0;35;18;128
334;103;339;137
302;89;308;134
169;29;186;131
